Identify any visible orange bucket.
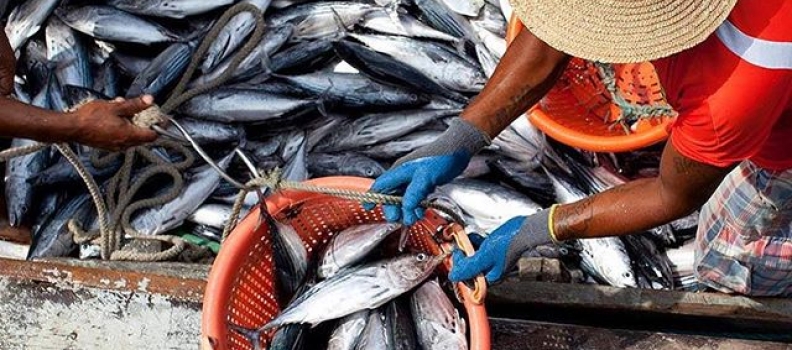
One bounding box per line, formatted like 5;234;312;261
506;15;676;153
201;177;490;350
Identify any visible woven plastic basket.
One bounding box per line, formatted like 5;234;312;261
506;15;676;153
201;177;490;350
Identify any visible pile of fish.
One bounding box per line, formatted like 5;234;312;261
1;0;701;291
229;219;468;349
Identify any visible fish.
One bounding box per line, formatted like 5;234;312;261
107;0;236;19
271;219;309;300
488;156;556;208
126;41;194;99
166;118;244;145
277;72;429;110
384;300;418;350
243;139;281;162
350;34;486;93
665;238;696;289
441;0;484;17
186;203;234;229
360;10;458;42
93;59;120;98
45;16;93;89
29;154;122;188
264;253;443;329
5;0;60;52
307;152;386;179
269;323;308;350
334;39;468;103
470;3;507;37
5;139;50;227
178;88;318;123
62;85;110;107
200;0;271;73
436;178;541;233
355;309;389;350
192;24;293;87
46;70;68;112
268;39;338;74
410;279;467;350
328;310;369;350
282;137;308;182
360;130;443;160
277;130;306;164
55;6;180;45
318;223;401;279
21;39;51;94
129;152;234;235
267;2;377;42
313;109;455;153
28;193;94;259
542;156;638;288
111;51;154;78
622;233;675;290
30;190;65;236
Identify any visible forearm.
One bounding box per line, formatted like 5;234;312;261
461;29;569;138
553;178;694;241
0;97;77;143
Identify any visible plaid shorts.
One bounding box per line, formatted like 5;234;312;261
695;161;792;296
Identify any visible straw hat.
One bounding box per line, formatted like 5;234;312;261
510;0;737;63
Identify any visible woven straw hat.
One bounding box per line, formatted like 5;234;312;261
510;0;737;63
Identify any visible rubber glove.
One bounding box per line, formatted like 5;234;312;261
364;118;490;225
449;210;555;284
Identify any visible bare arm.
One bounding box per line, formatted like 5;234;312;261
461;29;570;138
553;141;734;241
0;32;157;151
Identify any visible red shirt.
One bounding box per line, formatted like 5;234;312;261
652;0;792;170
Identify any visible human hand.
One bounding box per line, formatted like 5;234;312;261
68;95;158;151
364;119;490;225
449;211;554;283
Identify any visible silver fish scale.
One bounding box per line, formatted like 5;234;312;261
265;254;441;329
411;279;467;350
318;223;401;279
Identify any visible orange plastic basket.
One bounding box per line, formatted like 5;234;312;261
506;15;676;153
201;177;490;350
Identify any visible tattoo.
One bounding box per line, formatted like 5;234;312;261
492;83;537;128
555;196;595;240
673;156;697;175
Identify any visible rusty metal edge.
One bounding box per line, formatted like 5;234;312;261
0;258;206;303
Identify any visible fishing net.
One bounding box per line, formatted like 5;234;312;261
201;177;489;350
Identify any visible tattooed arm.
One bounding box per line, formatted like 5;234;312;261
553;141;734;241
461;28;570;138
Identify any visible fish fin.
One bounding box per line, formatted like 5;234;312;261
315;78;335;117
329;8;350;42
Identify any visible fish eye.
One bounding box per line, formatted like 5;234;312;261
416;253;428;261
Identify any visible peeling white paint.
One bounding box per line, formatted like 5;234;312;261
137;277;150;292
0;278;201;350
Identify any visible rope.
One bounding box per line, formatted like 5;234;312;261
220;169;468;242
0;2;266;262
595;62;678;134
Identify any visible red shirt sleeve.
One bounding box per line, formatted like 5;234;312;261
658;36;792;169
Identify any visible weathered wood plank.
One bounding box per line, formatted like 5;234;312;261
490;318;792;350
0;276;202;350
488;280;792;326
0;258;207;302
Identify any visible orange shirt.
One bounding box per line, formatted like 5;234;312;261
652;0;792;170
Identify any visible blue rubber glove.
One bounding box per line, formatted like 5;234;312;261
364;119;490;225
449;211;554;283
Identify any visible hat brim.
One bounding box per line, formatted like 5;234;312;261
510;0;737;63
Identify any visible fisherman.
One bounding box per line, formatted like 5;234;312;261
0;30;156;235
369;0;792;296
0;32;157;151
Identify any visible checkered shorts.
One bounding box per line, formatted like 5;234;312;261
695;161;792;296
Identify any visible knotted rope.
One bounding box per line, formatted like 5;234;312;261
0;2;267;261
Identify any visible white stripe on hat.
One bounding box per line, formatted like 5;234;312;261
716;20;792;70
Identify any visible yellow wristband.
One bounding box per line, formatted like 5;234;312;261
547;204;560;244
